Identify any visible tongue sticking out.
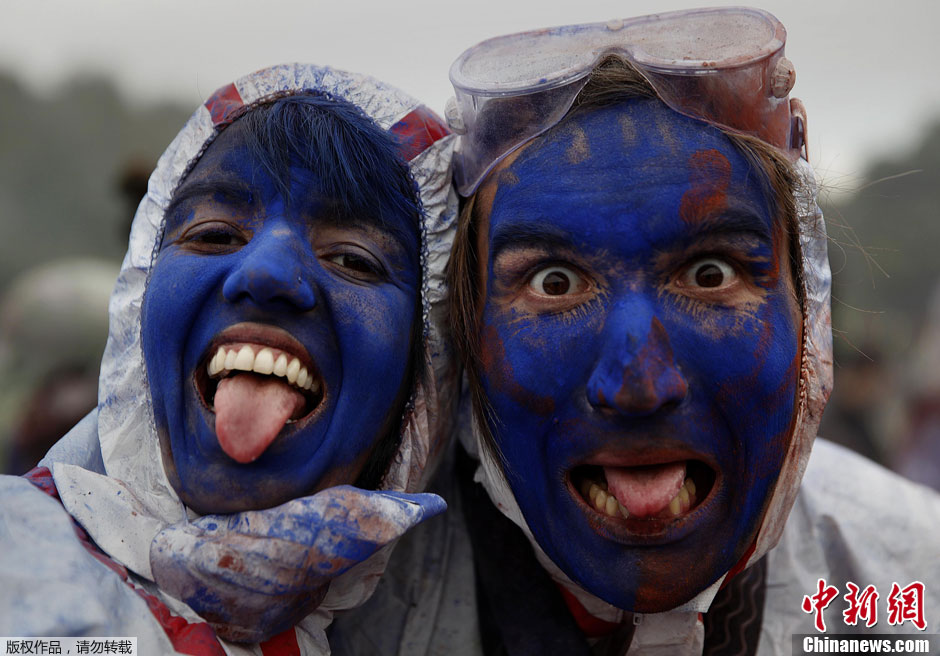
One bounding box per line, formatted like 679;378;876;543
214;373;306;464
605;462;687;518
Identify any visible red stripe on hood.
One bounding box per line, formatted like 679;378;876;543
24;467;226;656
391;106;450;161
205;83;244;127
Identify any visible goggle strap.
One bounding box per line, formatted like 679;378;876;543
790;98;809;162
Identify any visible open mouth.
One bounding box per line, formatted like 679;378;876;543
194;338;326;463
570;459;715;522
198;343;324;418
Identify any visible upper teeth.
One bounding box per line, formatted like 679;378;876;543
207;345;318;392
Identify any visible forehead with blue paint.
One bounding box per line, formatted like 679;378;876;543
142;107;421;514
475;98;801;611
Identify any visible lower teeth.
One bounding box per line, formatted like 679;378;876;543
580;477;698;519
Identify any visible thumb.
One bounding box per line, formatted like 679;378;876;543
370;490;447;524
204;486;447;557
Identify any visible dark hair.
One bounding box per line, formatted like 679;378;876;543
169;93;425;489
237;94;420;245
448;56;806;461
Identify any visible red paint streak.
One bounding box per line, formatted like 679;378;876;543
761;218;785;291
720;538;757;588
679;149;732;225
205;83;244;127
389;106;451;161
613;317;688;414
24;467;226;655
557;584;622;637
260;628;301;656
216;553;246;573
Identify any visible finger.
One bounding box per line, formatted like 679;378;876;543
213;486;446;545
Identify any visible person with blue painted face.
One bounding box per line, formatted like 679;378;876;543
0;64;459;654
332;10;940;655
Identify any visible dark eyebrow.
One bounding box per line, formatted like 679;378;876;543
687;204;774;243
490;206;774;259
490;220;574;258
165;178;254;219
315;211;418;261
320;211;409;243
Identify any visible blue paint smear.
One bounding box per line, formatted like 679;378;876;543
476;98;800;611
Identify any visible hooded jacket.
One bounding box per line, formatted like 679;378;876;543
0;63;458;655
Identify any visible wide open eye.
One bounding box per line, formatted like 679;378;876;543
529;266;583;296
682;258;736;289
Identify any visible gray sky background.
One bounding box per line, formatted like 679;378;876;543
2;0;938;195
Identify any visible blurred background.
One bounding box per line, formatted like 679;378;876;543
1;0;938;485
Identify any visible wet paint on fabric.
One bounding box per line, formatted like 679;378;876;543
150;486;444;642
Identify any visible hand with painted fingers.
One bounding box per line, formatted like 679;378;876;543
150;485;445;643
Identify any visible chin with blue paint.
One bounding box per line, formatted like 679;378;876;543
141;96;421;515
469;97;802;612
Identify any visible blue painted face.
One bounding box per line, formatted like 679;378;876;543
476;99;801;612
142;118;420;514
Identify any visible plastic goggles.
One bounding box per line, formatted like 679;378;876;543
446;6;808;196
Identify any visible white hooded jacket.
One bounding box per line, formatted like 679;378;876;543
0;63;458;655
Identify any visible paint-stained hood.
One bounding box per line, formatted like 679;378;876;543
47;64;458;650
744;159;832;570
464;157;833;638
